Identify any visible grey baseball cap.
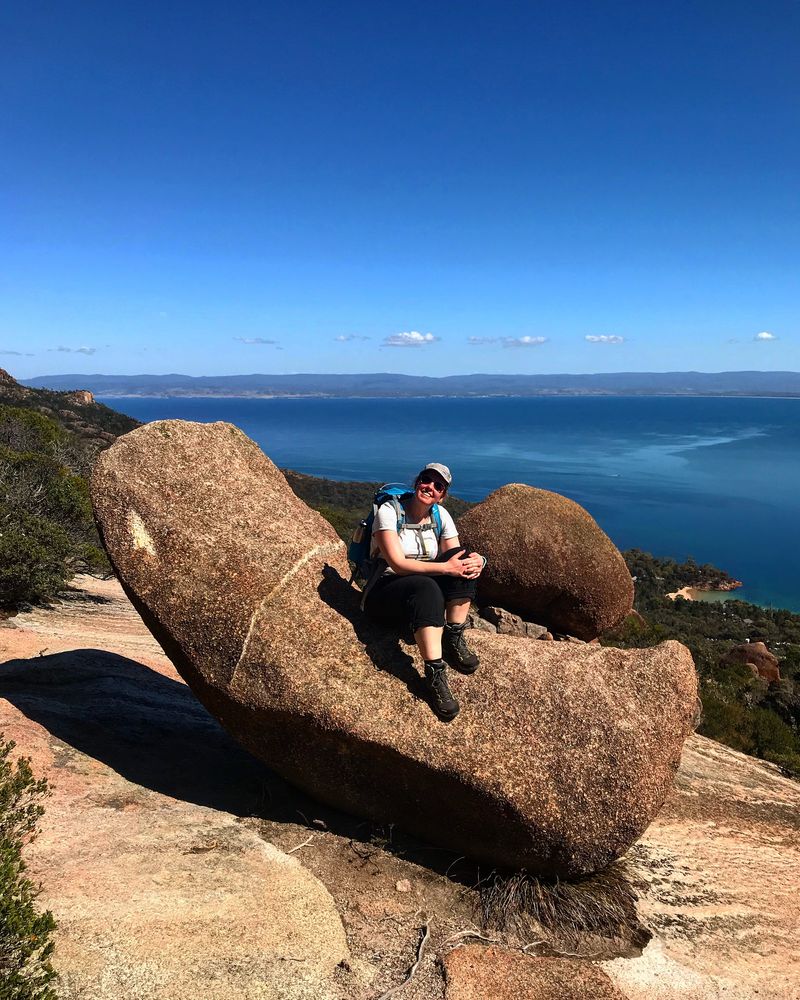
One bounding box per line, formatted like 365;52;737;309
417;462;452;486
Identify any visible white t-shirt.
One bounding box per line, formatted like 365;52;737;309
370;500;458;574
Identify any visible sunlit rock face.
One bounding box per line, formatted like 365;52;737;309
721;641;781;683
458;483;634;640
91;420;697;877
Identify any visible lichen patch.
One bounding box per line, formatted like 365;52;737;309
128;511;157;556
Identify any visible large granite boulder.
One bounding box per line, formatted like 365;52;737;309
457;484;634;640
721;641;781;683
91;421;697;877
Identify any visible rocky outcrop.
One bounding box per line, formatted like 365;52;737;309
0;366;31;398
63;389;95;406
457;484;634;640
3;575;799;999
91;420;697;877
477;606;552;639
721;641;781;682
604;735;800;1000
443;947;627;999
0;585;369;1000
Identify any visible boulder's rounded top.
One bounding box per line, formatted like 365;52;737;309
458;481;633;640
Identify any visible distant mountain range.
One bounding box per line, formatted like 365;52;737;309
22;370;800;398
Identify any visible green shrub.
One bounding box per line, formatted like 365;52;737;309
39;473;92;537
0;736;58;1000
70;542;110;576
0;451;90;532
601;613;670;649
0;441;104;608
0;408;65;458
0;384;132;612
752;709;799;766
697;686;754;753
0;508;71;607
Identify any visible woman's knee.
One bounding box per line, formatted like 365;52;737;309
438;575;476;603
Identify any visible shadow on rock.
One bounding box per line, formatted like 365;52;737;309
1;649;267;815
317;564;430;704
0;648;466;875
0;647;651;957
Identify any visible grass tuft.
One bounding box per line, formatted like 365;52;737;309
476;861;650;956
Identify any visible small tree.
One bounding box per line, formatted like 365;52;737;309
0;736;58;999
0;508;71;607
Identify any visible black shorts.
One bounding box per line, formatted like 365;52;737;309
364;546;477;632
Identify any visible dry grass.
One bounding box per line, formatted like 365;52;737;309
476;860;650;956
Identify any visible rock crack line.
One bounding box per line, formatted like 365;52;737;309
231;540;342;684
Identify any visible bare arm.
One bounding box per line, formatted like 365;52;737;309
374;529;475;578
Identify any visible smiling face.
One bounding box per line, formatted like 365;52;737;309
415;471;448;507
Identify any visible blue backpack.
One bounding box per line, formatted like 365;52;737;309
348;483;443;584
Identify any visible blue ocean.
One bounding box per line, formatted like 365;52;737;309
100;395;800;612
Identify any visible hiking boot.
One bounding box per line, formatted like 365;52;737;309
442;621;480;674
424;659;460;722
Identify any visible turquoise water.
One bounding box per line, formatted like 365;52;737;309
100;395;800;612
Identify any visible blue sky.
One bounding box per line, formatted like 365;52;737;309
2;1;798;378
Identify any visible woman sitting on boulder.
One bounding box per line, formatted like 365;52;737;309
363;462;485;722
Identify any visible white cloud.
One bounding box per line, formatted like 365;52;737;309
234;337;279;345
467;335;548;348
585;334;625;344
383;331;440;347
754;331;777;341
0;349;35;356
50;345;97;355
501;336;548;348
334;334;371;342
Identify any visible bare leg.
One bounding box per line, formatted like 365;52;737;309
415;625;444;661
446;598;471;625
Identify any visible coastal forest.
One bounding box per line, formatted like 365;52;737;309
2;370;799;778
0;370;139;605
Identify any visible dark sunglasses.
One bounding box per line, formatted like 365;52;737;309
418;474;447;492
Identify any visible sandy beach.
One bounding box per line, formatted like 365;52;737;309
666;586;742;604
666;586;696;601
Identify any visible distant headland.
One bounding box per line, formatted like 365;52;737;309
21;370;800;398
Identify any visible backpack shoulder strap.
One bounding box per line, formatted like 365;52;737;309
391;495;406;532
375;493;406;533
431;504;443;538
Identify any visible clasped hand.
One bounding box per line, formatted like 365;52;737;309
446;551;484;579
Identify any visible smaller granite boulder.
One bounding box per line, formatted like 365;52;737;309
458;484;633;641
479;606;550;639
721;642;781;683
443;946;627;1000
